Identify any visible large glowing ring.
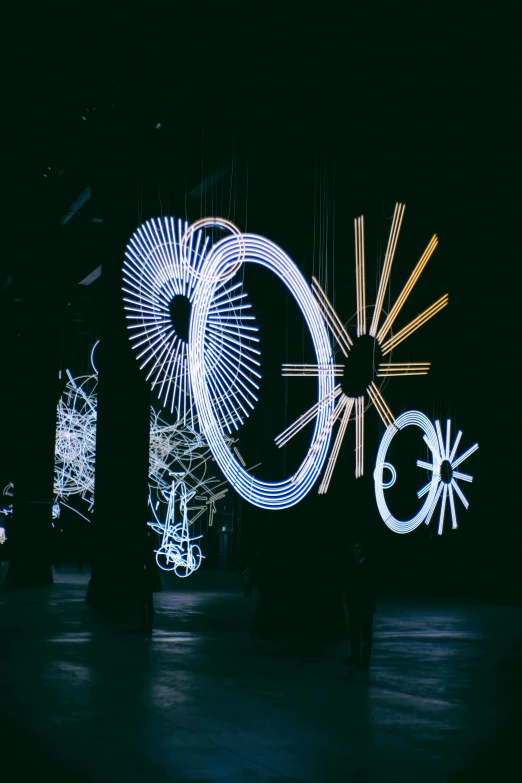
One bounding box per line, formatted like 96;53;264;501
180;218;245;283
190;233;335;509
374;410;439;534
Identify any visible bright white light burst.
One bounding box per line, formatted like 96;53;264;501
123;217;261;430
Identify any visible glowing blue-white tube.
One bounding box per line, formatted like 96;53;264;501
189;233;335;509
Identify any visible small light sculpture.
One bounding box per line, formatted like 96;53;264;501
374;410;478;534
148;479;205;577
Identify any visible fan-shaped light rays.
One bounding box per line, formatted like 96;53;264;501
123;217;260;431
416;419;479;534
277;203;448;488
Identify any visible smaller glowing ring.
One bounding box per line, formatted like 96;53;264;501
374;410;440;534
180;218;245;283
374;461;397;489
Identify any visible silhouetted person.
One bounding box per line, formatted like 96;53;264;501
342;540;377;669
242;562;253;597
136;528;162;634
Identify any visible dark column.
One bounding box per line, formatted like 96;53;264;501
86;172;151;607
5;251;60;587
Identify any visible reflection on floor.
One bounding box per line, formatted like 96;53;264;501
0;567;520;782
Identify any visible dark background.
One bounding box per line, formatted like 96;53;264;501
1;3;519;600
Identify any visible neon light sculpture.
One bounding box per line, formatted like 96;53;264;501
148;479;205;577
148;408;229;529
374;410;478;534
54;369;97;521
277;204;448;487
0;483;13;517
188;227;336;509
122;217;261;430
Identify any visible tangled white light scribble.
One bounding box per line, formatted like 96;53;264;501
374;410;478;535
148;479;205;577
1;483;13;517
122;217;261;430
54;370;97;520
0;526;6;544
278;203;447;487
148;408;229;529
189;229;336;509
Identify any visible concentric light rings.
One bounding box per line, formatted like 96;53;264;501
180;217;245;283
374;410;439;533
190;234;336;509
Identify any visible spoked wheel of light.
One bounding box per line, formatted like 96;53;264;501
189;230;336;509
122;217;261;432
373;410;479;535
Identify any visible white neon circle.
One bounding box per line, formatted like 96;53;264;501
180;217;245;283
374;410;440;534
374;461;397;489
190;233;336;509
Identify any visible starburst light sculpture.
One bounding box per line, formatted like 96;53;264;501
276;203;448;489
123;217;261;431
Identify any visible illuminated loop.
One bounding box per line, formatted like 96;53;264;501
190;233;335;509
180;218;245;283
374;461;397;489
374;411;440;534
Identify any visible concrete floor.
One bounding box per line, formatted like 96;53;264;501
0;568;520;782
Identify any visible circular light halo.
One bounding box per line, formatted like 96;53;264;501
190;233;335;509
180;217;245;283
374;410;439;534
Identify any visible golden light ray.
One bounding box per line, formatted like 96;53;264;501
369;202;406;337
380;293;449;356
355;216;366;337
377;362;431;377
366;382;396;428
311;277;353;356
274;384;343;448
318;397;355;494
293;395;348;486
376;234;439;343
